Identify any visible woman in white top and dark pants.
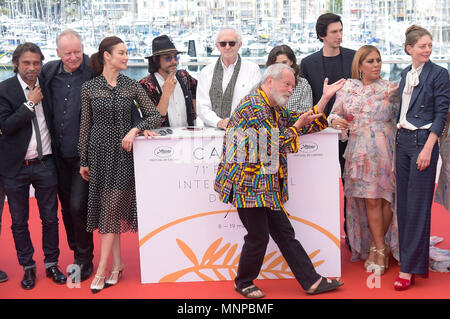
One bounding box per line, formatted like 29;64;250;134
394;25;450;290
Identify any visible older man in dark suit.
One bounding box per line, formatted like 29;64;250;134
0;43;66;289
41;29;94;283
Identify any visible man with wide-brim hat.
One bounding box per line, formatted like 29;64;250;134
140;35;197;127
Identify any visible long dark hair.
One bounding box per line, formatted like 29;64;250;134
12;42;45;73
147;55;161;74
266;44;302;79
90;36;124;77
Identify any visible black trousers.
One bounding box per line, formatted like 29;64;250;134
54;155;93;265
396;128;439;275
235;207;321;291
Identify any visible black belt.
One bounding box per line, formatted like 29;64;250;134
398;128;429;133
24;154;52;166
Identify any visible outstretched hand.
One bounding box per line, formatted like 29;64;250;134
293;109;324;130
322;78;346;101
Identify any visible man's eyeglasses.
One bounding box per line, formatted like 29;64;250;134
163;54;180;63
218;41;237;48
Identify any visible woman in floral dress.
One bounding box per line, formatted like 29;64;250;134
328;45;400;275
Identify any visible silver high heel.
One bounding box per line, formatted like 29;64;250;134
104;266;124;288
90;275;105;294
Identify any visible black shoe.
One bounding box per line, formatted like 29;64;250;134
46;265;67;284
0;269;8;283
68;262;93;282
80;262;94;282
21;268;36;290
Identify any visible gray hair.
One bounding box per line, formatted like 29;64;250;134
56;29;83;48
215;27;242;44
261;63;295;85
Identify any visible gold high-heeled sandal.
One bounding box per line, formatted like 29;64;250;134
90;275;105;294
365;246;377;271
372;247;386;276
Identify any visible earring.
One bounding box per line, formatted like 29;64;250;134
359;71;362;79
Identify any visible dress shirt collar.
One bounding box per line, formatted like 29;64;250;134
220;55;238;70
57;59;84;75
17;74;39;91
404;63;425;95
155;71;166;83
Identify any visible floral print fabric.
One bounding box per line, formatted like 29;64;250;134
329;78;400;262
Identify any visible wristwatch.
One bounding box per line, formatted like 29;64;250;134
25;100;35;110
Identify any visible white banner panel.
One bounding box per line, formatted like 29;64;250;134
134;127;341;284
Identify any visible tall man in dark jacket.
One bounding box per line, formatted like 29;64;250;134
41;29;94;282
300;13;355;249
0;43;66;289
300;13;355;117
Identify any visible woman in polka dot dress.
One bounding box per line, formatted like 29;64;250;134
78;36;161;293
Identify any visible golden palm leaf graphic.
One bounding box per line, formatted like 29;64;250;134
159;237;325;282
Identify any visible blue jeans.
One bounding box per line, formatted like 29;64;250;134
2;157;59;270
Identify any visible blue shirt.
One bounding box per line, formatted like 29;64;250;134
51;62;84;158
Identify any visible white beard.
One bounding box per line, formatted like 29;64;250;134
270;88;290;106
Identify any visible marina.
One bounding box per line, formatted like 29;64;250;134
0;0;449;81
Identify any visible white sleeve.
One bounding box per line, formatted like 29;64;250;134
249;63;262;88
195;65;222;128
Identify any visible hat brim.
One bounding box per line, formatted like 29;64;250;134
145;48;181;59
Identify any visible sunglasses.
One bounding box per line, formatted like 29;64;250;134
218;41;237;48
163;54;180;63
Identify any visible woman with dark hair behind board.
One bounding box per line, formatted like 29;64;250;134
394;25;450;291
78;36;161;293
266;44;313;113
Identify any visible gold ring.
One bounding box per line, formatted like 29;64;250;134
173;79;177;84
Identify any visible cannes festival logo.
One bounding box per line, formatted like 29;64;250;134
139;210;340;282
299;141;318;153
154;146;174;158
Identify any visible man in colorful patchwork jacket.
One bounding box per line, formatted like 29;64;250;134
214;63;346;298
140;35;197;127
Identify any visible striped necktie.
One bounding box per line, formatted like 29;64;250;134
26;87;43;160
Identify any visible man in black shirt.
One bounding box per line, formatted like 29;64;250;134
300;13;355;250
300;13;355;116
41;29;94;282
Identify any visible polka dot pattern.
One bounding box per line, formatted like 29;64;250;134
78;74;161;233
